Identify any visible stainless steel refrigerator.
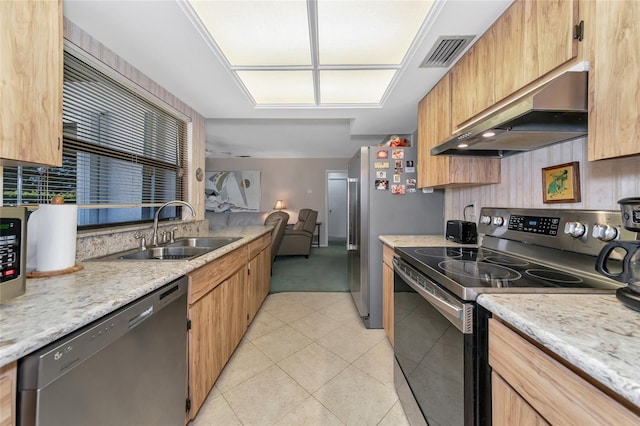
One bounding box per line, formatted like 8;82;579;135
347;145;444;328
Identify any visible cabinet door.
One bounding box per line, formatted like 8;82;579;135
588;0;640;160
532;0;578;77
0;362;16;426
451;27;496;129
247;247;270;325
492;372;549;426
382;245;394;345
495;0;578;102
417;75;501;189
489;319;640;425
417;75;451;188
188;268;246;419
0;0;62;167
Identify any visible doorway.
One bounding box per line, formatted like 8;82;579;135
326;171;347;245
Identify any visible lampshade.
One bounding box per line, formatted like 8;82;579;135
274;200;286;210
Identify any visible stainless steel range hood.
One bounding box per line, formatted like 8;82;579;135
431;71;588;158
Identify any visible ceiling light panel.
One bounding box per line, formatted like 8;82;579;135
317;0;434;65
237;70;315;104
320;70;396;104
189;0;312;66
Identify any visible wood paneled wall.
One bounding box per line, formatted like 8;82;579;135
446;137;640;220
63;18;206;220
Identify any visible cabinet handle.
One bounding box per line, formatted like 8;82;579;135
57;137;61;150
573;20;584;41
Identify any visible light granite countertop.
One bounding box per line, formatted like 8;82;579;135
378;234;477;248
0;226;271;367
479;294;640;408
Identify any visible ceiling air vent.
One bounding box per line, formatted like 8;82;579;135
420;35;476;68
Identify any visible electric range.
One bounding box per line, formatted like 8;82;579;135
392;207;636;426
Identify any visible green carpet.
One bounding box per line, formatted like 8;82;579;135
270;241;349;293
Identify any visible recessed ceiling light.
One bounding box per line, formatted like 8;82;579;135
186;0;435;106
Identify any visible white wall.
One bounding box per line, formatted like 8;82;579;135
446;137;640;221
205;157;349;232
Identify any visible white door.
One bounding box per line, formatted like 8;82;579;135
327;172;347;243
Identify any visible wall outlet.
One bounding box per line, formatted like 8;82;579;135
471;201;479;218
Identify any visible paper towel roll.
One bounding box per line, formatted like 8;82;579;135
27;204;78;272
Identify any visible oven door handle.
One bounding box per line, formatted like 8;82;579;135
393;257;472;333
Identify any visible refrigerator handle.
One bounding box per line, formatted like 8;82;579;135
347;177;359;251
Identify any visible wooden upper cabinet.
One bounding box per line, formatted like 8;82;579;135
417;75;452;188
495;0;579;103
588;0;640;160
533;0;578;76
0;0;63;167
494;0;529;98
417;75;500;188
451;27;496;129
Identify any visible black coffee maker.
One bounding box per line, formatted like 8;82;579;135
596;197;640;312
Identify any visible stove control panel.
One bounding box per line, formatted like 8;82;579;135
479;207;638;257
508;214;560;236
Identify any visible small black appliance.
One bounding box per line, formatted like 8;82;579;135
446;220;477;244
596;197;640;312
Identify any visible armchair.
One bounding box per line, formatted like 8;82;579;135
264;211;289;265
278;209;318;258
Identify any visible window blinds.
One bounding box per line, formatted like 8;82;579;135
3;51;188;227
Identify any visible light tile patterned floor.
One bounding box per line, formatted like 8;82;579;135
190;292;410;426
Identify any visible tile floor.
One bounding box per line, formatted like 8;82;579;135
190;292;410;426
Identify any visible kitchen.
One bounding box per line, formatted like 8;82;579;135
2;0;640;425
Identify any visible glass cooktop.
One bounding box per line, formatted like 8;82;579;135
395;246;621;301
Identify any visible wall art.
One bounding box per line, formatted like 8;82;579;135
205;171;261;211
542;162;581;203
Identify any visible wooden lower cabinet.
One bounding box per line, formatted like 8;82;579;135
187;234;272;420
247;234;271;325
0;362;16;426
489;318;640;426
188;265;246;419
382;244;394;345
492;372;549;426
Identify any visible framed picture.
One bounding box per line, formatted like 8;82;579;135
542;162;581;203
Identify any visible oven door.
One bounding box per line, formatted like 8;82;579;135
393;257;475;426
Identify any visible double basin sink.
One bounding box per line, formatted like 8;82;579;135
95;237;241;261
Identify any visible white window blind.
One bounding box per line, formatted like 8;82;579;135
3;51;188;227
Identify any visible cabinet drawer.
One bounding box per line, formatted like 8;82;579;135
248;233;270;260
188;248;246;305
489;319;640;425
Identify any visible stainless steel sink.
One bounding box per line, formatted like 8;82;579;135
119;246;212;261
90;236;242;261
166;236;241;249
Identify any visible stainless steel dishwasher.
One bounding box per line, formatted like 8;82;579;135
17;276;188;426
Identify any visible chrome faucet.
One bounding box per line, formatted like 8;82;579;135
152;200;196;246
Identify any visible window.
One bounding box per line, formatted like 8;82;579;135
2;51;188;228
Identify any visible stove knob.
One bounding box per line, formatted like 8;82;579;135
479;215;492;225
564;221;586;238
592;223;618;241
492;216;504;226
